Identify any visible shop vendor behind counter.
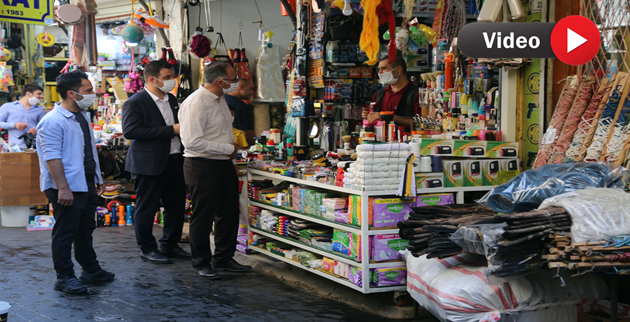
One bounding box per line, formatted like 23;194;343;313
362;55;421;131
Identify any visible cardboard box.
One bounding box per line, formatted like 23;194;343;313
495;159;521;185
454;140;487;157
443;160;464;187
415;172;444;189
486;141;520;158
417;139;455;156
464;160;484;186
482;159;501;186
0;151;47;206
416;193;455;207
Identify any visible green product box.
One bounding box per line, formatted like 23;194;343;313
454;140;488;157
349;195;362;226
415;172;444;189
463;160;484;186
443;160;464;187
313;192;340;217
482;159;500;186
486;141;520;158
417;138;455;156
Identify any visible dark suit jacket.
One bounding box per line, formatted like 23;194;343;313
122;90;180;176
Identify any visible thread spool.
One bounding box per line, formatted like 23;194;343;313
419;156;432;172
432;156;443;172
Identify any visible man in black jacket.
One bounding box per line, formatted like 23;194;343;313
122;60;190;264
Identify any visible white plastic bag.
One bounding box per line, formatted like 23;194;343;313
256;43;285;99
539;188;630;243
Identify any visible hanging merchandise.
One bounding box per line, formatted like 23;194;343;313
585;74;630;162
229;19;253;81
376;0;396;63
256;31;285;99
190;0;211;58
532;76;578;168
134;10;170;29
66;0;98;69
547;79;595;164
122;23;145;43
123;49;143;94
564;79;613;163
431;0;446;47
56;1;84;25
359;0;381;65
37;31;55;47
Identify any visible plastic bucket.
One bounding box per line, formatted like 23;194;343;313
0;301;10;322
0;206;30;227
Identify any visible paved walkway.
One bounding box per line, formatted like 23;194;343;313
0;226;411;322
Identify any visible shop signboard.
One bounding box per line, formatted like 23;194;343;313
0;0;54;25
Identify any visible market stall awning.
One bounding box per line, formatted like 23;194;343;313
94;0;134;23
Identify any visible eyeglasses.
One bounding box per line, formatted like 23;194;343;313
221;77;239;83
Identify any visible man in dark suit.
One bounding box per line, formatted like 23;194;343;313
122;60;190;264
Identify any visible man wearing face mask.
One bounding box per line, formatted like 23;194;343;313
0;84;45;148
122;60;190;264
362;56;420;130
225;79;255;145
36;72;113;294
179;61;251;279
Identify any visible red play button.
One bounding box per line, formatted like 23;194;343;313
550;15;600;66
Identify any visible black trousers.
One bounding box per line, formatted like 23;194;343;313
133;154;186;253
46;175;100;278
183;158;239;267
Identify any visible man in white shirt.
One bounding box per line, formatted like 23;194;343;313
179;61;252;279
122;60;190;265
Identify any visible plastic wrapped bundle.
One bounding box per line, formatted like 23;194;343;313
478;162;630;213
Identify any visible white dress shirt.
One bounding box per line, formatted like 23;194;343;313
145;88;181;154
178;86;235;160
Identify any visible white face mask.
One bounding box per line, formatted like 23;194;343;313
72;91;97;109
157;79;177;93
223;81;239;94
378;68;399;85
28;95;41;106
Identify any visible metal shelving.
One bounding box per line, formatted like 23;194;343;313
247;169;492;294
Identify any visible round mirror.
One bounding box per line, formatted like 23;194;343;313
308;122;320;139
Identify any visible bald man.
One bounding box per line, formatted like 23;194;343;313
225;79;255;145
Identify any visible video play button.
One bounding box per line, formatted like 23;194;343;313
551;15;600;65
567;28;587;53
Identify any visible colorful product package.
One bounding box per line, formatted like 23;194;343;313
236;235;249;246
348;195;362;225
371;266;407;287
485;141;520;158
482;159;500;186
349;232;371;262
443;160;464;187
415;172;444;189
453;140;487;157
349;266;367;287
371;234;408;262
322;257;335;273
332;229;352;256
464;160;484;186
333;210;350;224
370;198;415;228
416;193;455;207
236;244;253;255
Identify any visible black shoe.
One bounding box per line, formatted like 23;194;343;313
140;251;173;264
54;276;88;294
193;264;221;280
158;245;192;259
78;268;115;285
212;258;252;272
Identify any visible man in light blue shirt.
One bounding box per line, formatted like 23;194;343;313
0;84;45;148
37;71;114;294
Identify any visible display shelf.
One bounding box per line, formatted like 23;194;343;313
250;227;360;266
249;168;493;197
44;57;69;61
248;169;399;196
249;246;405;293
248;168;492;293
250;200;361;234
250;200;403;236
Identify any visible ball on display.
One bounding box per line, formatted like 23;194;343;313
2;48;11;61
122;24;144;43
